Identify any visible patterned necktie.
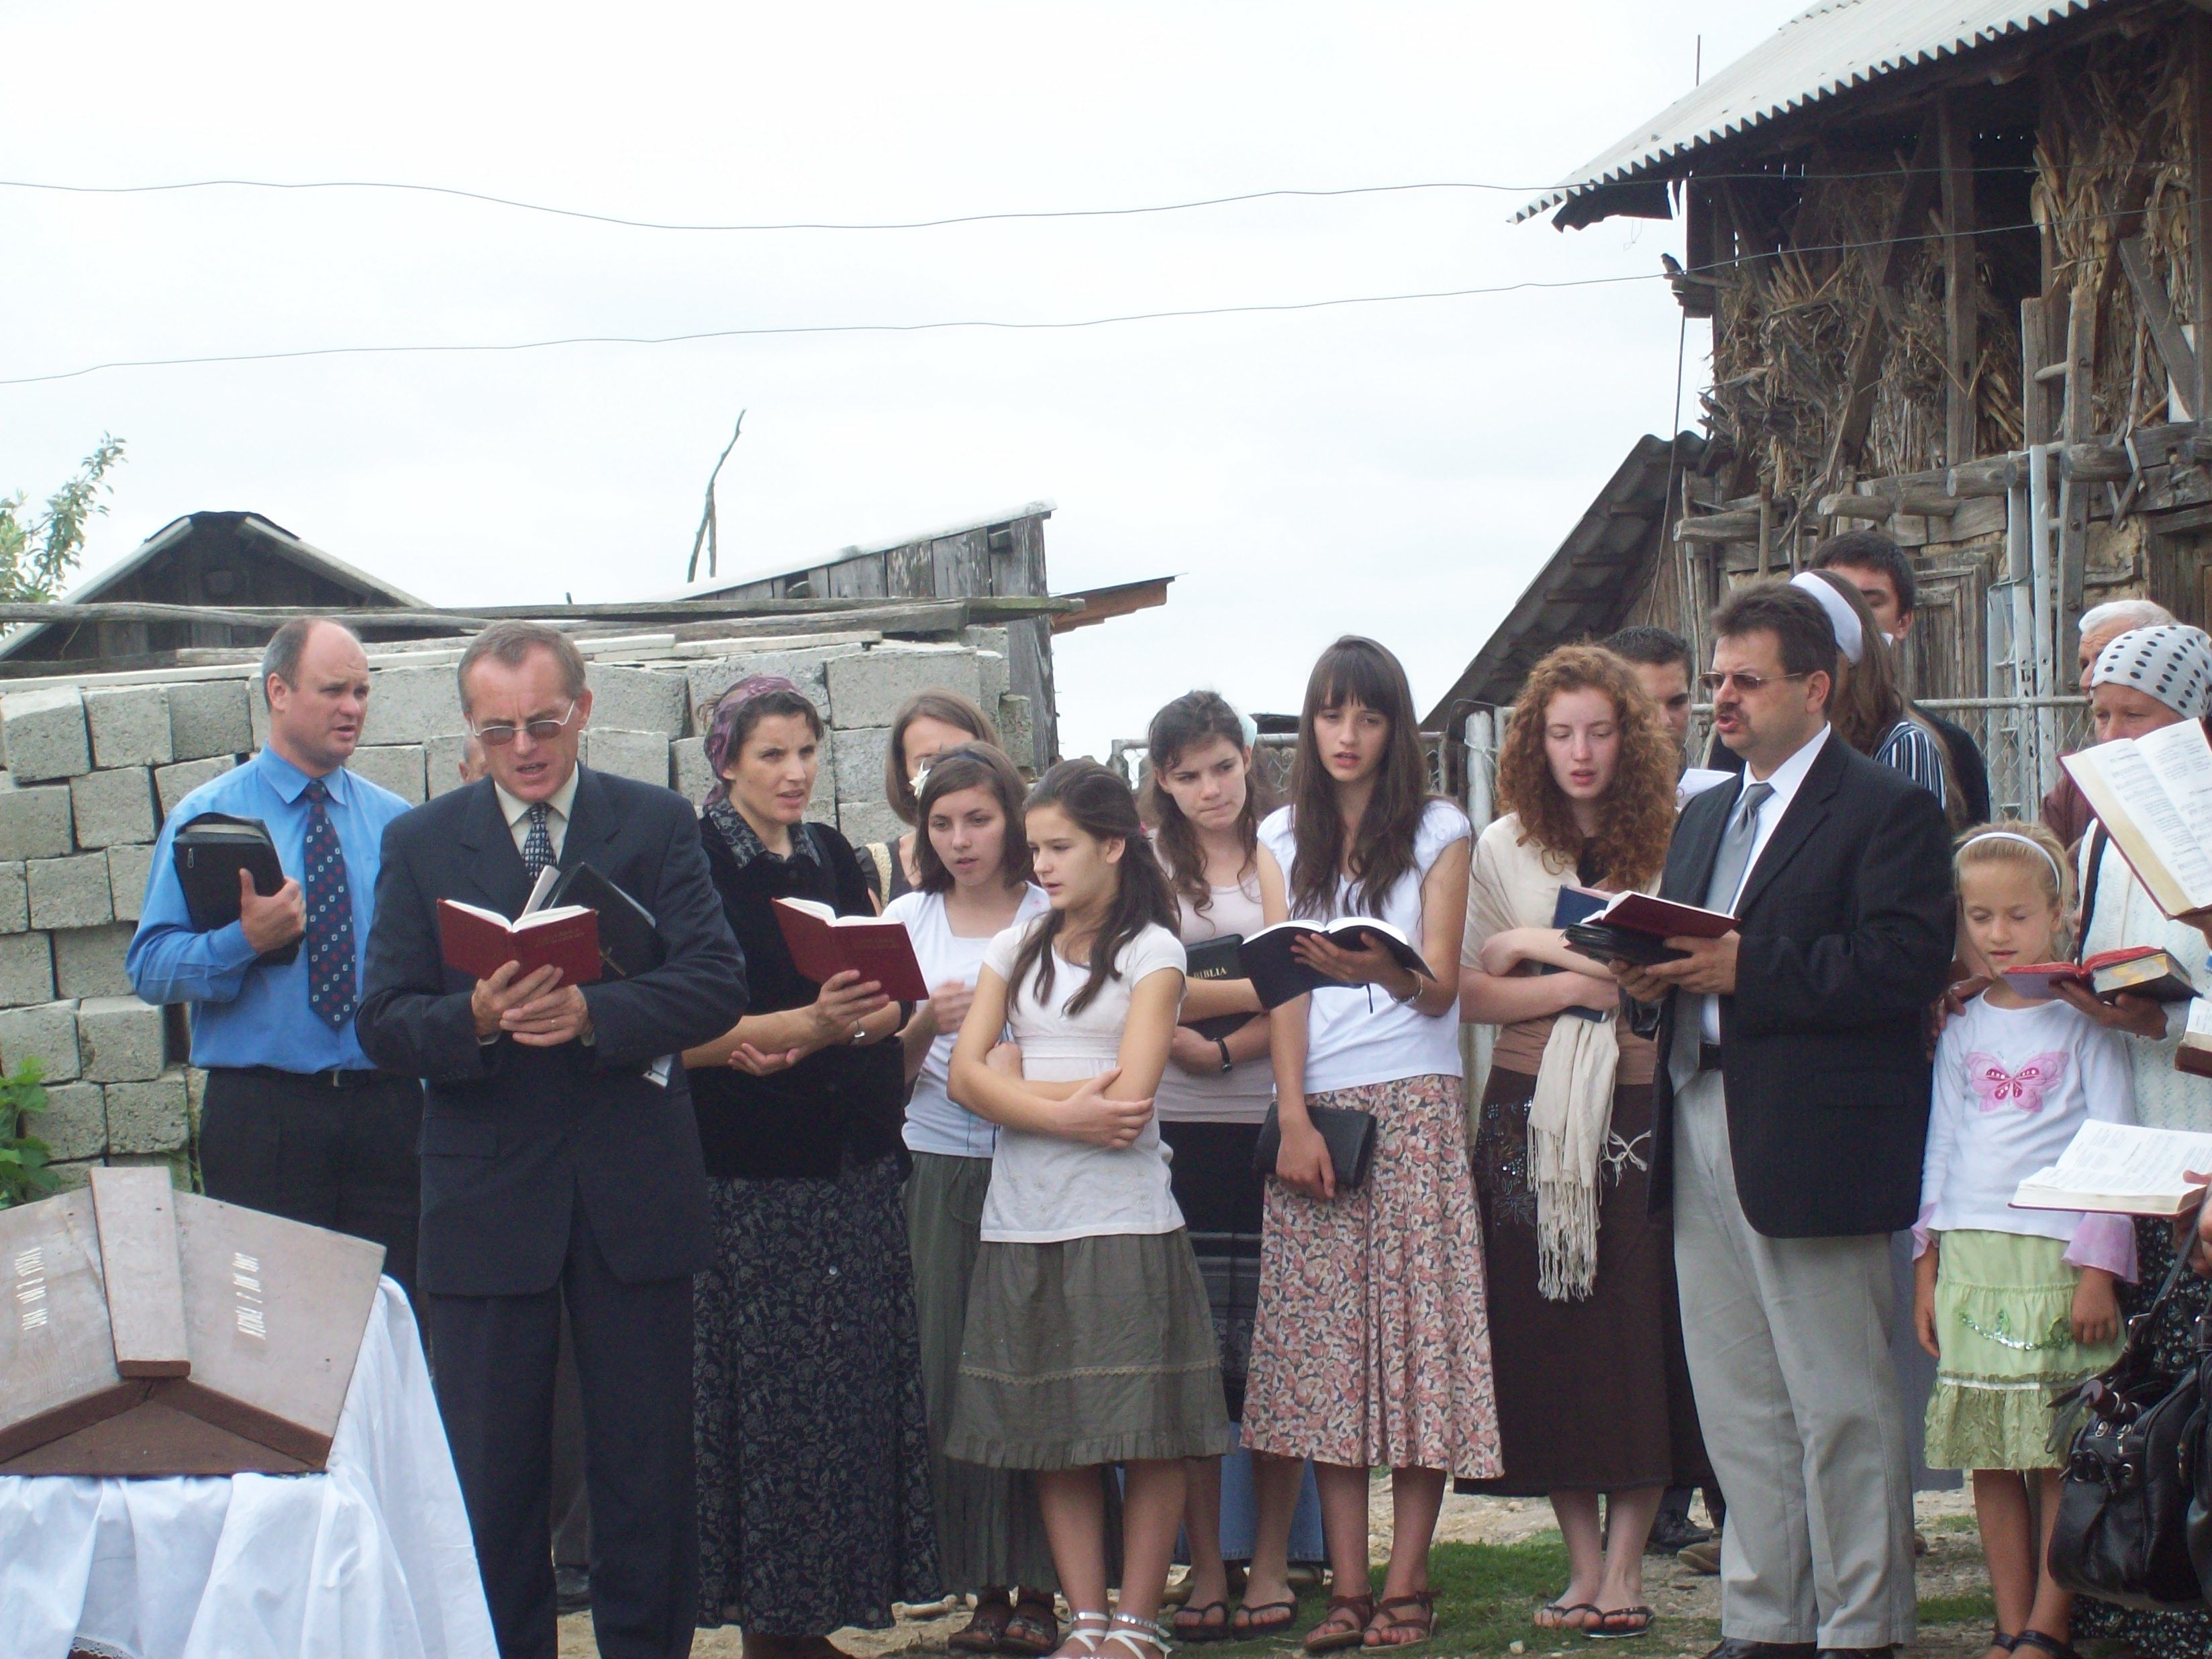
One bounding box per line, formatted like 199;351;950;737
301;778;357;1029
1667;780;1775;1089
522;803;556;881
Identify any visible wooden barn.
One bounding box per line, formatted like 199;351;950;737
1434;0;2212;821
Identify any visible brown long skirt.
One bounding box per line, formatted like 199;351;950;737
1458;1066;1709;1495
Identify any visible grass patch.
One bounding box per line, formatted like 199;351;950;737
1919;1591;1997;1626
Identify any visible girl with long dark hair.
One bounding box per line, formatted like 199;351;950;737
947;760;1233;1659
1244;638;1499;1653
859;691;1003;906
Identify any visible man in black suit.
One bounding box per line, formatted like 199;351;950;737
1615;583;1954;1659
358;621;746;1659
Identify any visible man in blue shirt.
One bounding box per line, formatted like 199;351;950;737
128;617;422;1294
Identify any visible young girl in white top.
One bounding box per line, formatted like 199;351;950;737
1243;636;1499;1654
947;759;1233;1659
1915;822;2134;1659
884;744;1056;1654
1142;691;1319;1642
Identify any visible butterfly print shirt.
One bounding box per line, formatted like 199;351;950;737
1918;995;2138;1276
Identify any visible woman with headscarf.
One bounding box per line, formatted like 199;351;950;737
683;675;940;1659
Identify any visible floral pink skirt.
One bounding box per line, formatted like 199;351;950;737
1242;1074;1502;1480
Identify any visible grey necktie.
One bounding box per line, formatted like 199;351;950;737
522;803;555;881
1667;780;1774;1090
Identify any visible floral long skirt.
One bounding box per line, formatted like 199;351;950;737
1241;1074;1503;1481
695;1156;941;1634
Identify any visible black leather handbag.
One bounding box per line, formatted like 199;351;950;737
2048;1217;2209;1611
1252;1103;1376;1193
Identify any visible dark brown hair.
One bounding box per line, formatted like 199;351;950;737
1495;645;1676;887
885;691;1001;825
1805;570;1965;828
1008;759;1177;1017
1814;530;1918;617
1709;581;1838;694
911;743;1034;894
1286;636;1431;920
1141;690;1268;915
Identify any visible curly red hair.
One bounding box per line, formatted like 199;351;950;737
1495;644;1677;887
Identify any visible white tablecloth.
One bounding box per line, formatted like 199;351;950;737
0;1279;497;1659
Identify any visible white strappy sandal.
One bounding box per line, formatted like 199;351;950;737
1098;1611;1170;1659
1055;1611;1113;1658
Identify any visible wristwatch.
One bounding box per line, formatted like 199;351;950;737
1215;1038;1234;1074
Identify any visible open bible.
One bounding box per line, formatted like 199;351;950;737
2062;720;2212;918
2011;1119;2212;1217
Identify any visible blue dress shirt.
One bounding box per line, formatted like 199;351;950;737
127;748;414;1072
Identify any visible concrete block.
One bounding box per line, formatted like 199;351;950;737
998;695;1036;774
0;687;91;783
249;675;272;748
166;678;252;762
156;755;237;816
69;767;157;848
683;648;851;729
30;856;114;930
35;1080;107;1162
586;665;689;738
0;782;77;861
0;999;79;1082
77;994;167;1083
833;725;893;807
44;1158;95;1192
425;732;476;797
960;623;1012;658
53;923;136;999
85;685;174;768
0;934;53;1007
348;744;427;804
670;736;714;802
825;645;984;730
368;664;467;744
839;797;904;848
0;861;26;934
104;1069;189;1154
976;649;1009;708
185;1064;207;1132
583;728;672;787
107;845;154;923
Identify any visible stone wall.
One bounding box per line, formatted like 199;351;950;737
0;624;1026;1187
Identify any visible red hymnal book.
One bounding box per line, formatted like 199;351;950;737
438;899;603;985
1588;891;1738;940
772;899;929;1001
2002;946;2197;1005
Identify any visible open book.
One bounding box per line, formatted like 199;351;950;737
1241;918;1432;1010
2062;721;2212;918
2011;1119;2212;1216
438;898;602;985
2180;996;2212;1080
2001;946;2199;1006
772;898;929;1001
1562;890;1736;967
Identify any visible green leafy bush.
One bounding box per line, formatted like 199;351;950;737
0;1060;56;1209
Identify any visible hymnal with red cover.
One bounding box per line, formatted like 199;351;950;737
2001;946;2197;1005
772;899;929;1001
438;899;603;985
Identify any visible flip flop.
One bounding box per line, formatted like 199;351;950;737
1172;1601;1231;1644
1536;1603;1602;1631
1588;1606;1654;1641
1233;1601;1299;1638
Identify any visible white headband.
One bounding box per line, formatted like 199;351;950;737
1960;830;2064;892
1238;711;1259;749
1791;570;1865;665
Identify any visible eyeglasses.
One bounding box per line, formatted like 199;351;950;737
1697;670;1811;696
470;700;580;746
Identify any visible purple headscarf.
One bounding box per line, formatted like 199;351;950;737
700;674;815;801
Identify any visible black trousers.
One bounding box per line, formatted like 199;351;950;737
198;1066;423;1299
427;1194;695;1659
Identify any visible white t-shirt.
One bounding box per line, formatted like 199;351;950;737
1257;799;1470;1094
887;883;1052;1158
977;917;1189;1244
1154;870;1276;1125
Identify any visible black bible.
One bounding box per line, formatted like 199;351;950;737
171;815;298;967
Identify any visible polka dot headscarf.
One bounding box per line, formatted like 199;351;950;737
2090;624;2212;719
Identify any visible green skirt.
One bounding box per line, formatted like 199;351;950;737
1923;1228;2121;1471
946;1229;1236;1470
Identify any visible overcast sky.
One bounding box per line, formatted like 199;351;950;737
2;0;1787;757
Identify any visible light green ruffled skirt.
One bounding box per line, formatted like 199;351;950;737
1923;1228;2121;1471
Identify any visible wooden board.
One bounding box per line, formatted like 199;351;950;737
0;1193;142;1464
89;1166;189;1378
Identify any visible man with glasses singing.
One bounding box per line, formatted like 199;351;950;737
358;620;746;1659
1612;582;1954;1659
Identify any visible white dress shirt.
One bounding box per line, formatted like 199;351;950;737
493;766;579;862
1702;723;1831;1043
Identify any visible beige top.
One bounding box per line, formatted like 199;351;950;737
1463;813;1655;1087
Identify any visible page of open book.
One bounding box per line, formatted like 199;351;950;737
2141;720;2212;875
2085;741;2212;913
2024;1119;2212;1199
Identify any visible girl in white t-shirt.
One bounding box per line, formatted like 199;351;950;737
883;744;1055;1654
946;760;1233;1659
1243;636;1500;1655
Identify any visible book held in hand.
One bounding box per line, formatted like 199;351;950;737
2178;996;2212;1080
2062;721;2212;919
1240;917;1432;1010
772;899;929;1002
1562;890;1736;968
2001;947;2199;1006
1542;887;1611;1021
170;813;298;966
542;862;664;980
438;899;603;985
2011;1119;2212;1216
1180;935;1250;1042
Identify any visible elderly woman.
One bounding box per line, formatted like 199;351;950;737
1457;643;1706;1640
684;674;940;1659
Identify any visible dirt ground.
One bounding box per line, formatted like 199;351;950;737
558;1487;1992;1659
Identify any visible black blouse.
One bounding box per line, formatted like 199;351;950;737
689;813;907;1180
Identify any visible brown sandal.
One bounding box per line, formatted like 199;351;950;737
951;1593;1015;1654
1361;1592;1436;1651
1305;1594;1375;1654
1003;1593;1062;1657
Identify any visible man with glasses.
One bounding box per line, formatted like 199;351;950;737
1613;583;1954;1659
128;617;424;1294
358;621;747;1659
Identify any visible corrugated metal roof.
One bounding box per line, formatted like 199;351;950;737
1518;0;2107;225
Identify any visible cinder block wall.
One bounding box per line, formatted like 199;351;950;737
0;625;1027;1188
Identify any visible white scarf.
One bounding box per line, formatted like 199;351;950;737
1527;1003;1619;1300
